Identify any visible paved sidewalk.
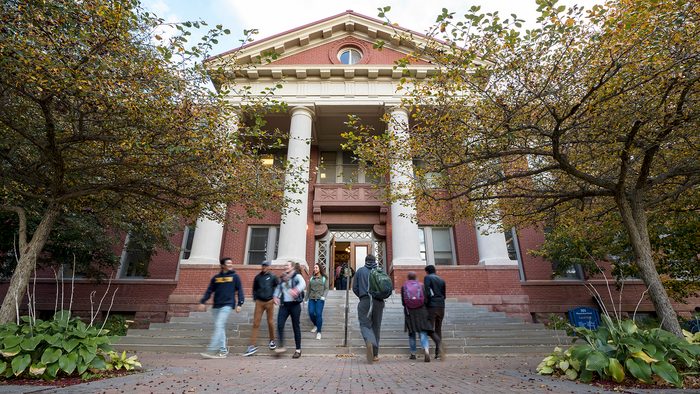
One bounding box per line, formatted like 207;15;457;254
0;352;685;393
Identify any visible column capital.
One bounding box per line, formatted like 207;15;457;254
290;105;315;119
385;105;409;117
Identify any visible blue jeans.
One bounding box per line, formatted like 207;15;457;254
308;299;325;332
408;331;429;353
207;306;232;353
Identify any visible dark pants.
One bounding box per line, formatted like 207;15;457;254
427;306;445;353
277;301;302;350
357;296;384;357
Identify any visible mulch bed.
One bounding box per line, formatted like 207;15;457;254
0;370;137;388
590;374;700;392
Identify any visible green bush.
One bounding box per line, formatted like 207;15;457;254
537;315;700;388
0;311;140;380
101;315;132;337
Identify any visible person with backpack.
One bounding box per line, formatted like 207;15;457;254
273;260;306;358
402;271;438;362
424;264;447;359
244;260;279;356
352;254;391;363
306;263;329;339
199;257;244;359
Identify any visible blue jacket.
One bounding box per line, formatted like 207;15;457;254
200;270;244;308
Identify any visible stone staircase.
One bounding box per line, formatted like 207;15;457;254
116;290;572;356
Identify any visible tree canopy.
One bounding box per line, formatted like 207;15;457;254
346;0;700;335
0;0;289;322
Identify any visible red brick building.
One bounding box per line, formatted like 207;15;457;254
3;11;696;326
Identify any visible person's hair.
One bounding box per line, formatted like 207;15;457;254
293;262;305;275
424;265;436;274
407;271;417;280
316;263;326;278
365;254;376;264
220;257;232;265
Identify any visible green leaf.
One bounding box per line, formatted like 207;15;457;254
564;368;578;380
63;338;80;352
29;363;46;376
89;356;107;370
11;354;31;376
651;361;682;388
620;320;638;334
0;361;6;375
0;346;21;357
20;335;44;351
3;336;21;349
585;351;608;371
77;361;89;375
579;369;593;383
570;345;592;361
79;346;97;364
41;347;62;365
608;358;625;383
626;357;652;383
58;352;78;375
558;360;569;371
44;362;59;379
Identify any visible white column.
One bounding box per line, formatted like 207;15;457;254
475;221;517;265
388;107;423;266
275;106;314;268
182;111;240;265
185;217;224;265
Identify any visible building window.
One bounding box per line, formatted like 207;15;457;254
418;227;456;265
180;225;195;260
246;226;279;264
338;47;362;64
554;262;585;280
319;151;380;184
119;232;153;278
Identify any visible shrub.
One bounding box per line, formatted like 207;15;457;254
101;315;132;337
538;315;700;388
0;311;140;380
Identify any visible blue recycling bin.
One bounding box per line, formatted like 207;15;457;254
568;307;601;330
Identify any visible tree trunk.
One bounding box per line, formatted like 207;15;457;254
0;205;61;324
616;196;683;337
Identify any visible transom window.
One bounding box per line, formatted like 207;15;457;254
338;48;362;65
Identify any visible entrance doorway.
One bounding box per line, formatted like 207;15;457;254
315;229;385;290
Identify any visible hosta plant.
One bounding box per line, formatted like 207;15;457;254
538;315;700;388
0;311;140;380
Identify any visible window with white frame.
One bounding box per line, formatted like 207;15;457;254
319;151;380;184
119;232;153;278
246;226;279;264
418;227;455;265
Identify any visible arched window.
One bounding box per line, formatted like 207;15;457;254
338;47;362;64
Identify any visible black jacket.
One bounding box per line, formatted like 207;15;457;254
200;270;244;308
424;273;446;308
252;271;279;301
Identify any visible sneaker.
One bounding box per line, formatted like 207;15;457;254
274;346;287;354
316;332;322;340
365;340;374;364
201;351;227;359
292;350;301;359
437;343;447;361
310;326;317;333
243;345;258;357
373;356;379;362
409;354;416;360
268;340;277;350
423;348;431;363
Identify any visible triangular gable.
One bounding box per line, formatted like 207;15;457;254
207;10;437;66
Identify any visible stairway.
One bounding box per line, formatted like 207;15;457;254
116;290;572;356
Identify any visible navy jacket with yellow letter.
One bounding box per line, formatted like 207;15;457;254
200;270;244;309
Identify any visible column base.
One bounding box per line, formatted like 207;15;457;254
479;257;518;266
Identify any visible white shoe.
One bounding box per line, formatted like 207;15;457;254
316;332;322;340
310;327;317;333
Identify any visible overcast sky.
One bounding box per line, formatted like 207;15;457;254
142;0;601;56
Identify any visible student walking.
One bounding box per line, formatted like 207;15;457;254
352;254;385;364
199;257;244;359
306;263;329;339
424;264;447;359
244;261;279;356
402;271;439;362
273;261;306;358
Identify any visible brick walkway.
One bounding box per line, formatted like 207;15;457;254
4;351;681;394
